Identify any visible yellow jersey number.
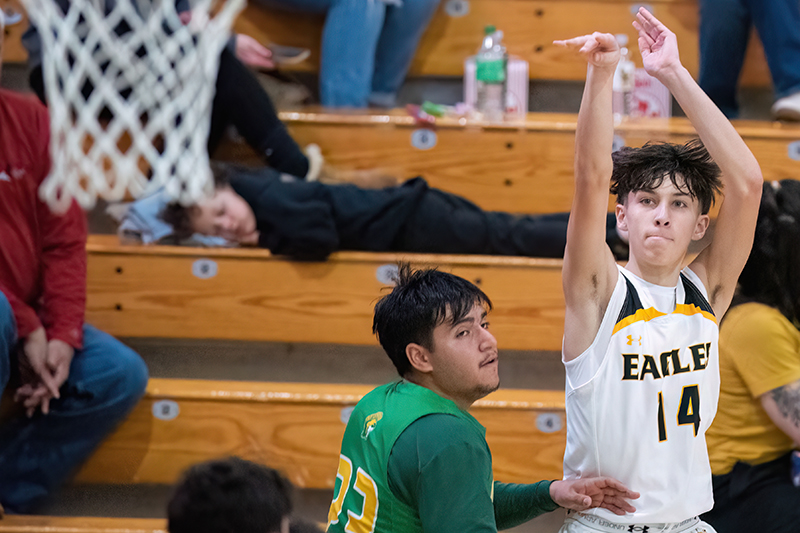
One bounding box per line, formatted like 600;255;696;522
327;455;379;533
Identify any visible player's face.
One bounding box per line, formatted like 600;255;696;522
427;304;499;409
617;176;709;270
192;186;258;243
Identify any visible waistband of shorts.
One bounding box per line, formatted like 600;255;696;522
566;511;700;533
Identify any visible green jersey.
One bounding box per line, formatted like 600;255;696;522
327;380;558;532
327;380;480;532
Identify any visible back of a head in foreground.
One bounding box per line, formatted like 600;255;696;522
611;138;723;215
737;179;800;326
168;456;293;533
372;263;492;377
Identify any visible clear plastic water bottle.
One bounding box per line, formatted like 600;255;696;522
475;25;507;122
612;34;636;124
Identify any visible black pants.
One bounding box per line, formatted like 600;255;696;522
29;48;309;178
701;452;800;533
399;188;622;259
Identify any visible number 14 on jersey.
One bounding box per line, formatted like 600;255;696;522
657;385;701;442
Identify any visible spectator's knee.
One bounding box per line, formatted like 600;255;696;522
112;344;149;405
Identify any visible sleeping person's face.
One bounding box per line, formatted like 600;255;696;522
192;186;259;244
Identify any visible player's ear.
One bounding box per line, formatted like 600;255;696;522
691;213;710;241
406;343;433;374
615;203;628;232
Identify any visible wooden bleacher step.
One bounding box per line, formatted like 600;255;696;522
73;378;566;489
86;235;566;351
0;516;166;533
3;0;770;87
233;0;770;87
2;1;30;64
216;110;800;214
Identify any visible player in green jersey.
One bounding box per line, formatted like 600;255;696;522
328;264;639;533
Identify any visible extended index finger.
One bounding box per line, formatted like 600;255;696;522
597;477;640;499
553;35;591;49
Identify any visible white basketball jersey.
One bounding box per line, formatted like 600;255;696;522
563;265;719;523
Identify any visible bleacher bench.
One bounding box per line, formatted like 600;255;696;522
233;0;771;87
214;110;800;214
73;378;566;489
86;235;567;352
0;516;166;533
2;0;30;64
1;0;771;88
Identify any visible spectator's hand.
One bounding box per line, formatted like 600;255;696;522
549;477;639;515
235;34;275;70
633;7;682;81
15;327;61;416
46;338;74;392
553;32;620;69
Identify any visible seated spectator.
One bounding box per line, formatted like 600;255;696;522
168;456;321;533
160;163;628;261
0;19;148;511
699;0;800;120
253;0;440;107
702;179;800;532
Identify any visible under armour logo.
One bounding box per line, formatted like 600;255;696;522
626;335;642;346
628;526;649;532
11;168;25;180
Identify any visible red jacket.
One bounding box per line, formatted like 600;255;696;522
0;89;86;348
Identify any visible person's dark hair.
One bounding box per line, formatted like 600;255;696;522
735;179;800;326
610;139;722;215
160;162;233;238
168;456;293;533
373;263;492;377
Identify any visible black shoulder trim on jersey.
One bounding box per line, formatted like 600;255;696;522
616;274;645;323
680;273;715;317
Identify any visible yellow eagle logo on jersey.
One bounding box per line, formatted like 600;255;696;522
361;412;383;440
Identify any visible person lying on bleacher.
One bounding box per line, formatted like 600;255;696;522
0;18;149;513
168;456;323;533
328;264;639;532
159;162;629;261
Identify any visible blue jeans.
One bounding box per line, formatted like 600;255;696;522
699;0;800;117
0;293;148;513
256;0;440;107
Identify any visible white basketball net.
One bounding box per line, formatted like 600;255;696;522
22;0;245;212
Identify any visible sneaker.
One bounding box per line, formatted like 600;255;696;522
772;91;800;121
268;44;311;66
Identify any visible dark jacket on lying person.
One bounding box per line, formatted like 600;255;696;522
163;164;625;261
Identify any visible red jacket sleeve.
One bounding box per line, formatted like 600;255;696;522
0;284;42;340
34;107;87;349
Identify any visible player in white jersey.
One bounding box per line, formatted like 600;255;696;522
554;8;763;532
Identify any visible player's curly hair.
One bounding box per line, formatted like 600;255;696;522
168;456;293;533
611;139;722;215
372;263;492;377
735;179;800;326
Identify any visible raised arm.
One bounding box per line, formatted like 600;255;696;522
553;33;621;360
634;8;762;316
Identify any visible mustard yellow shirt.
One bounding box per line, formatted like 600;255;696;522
707;303;800;475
